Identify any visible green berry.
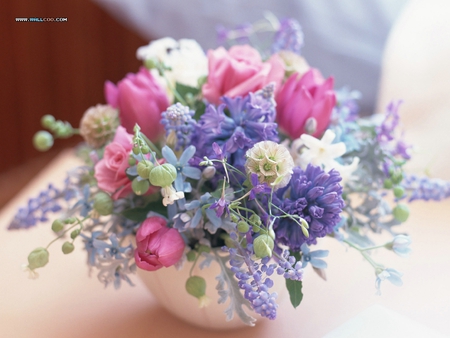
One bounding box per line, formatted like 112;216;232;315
253;234;274;258
197;245;211;254
62;242;75;254
70;229;80;240
51;219;64;232
93;191;114;215
131;178;150;195
249;214;261;226
393;204;409;222
185;276;207;298
128;156;137;166
237;220;249;233
393;186;405;198
33;131;54;151
27;247;49;270
64;217;76;224
137;160;154;179
149;163;177;187
392;171;403;185
186;250;196;262
383;179;393;189
41;115;55;129
230;213;239;223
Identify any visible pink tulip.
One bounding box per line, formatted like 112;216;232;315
134;216;185;271
105;67;169;141
276;69;336;139
202;45;284;104
94;126;134;200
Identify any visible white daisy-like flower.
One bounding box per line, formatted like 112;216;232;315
245;141;294;190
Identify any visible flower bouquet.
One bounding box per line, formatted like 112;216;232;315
9;15;450;327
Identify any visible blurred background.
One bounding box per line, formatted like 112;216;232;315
1;0;147;207
0;0;426;209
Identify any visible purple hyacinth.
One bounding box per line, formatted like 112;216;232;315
272;165;344;251
271;18;304;55
191;87;279;168
160;103;196;151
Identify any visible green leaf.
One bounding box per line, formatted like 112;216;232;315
121;201;167;222
285;279;303;308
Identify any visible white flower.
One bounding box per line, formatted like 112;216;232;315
299;130;346;168
277;50;310;77
161;185;185;206
290;130;359;184
136;38;207;89
245;141;294;189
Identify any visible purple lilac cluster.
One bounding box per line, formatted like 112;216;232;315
191;89;278;168
228;245;278;320
160;103;196;151
276;250;304;280
272;165;344;251
271;18;304;55
8;184;65;229
216;23;254;46
377;101;412;161
402;174;450;202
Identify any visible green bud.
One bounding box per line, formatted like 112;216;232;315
62;242;75;254
252;224;261;233
393;204;409;222
144;58;157;69
51;219;64;232
27;247;49;270
391;171;403;185
141;145;150;154
197;244;211;254
237;220;250;233
131;178;150;195
383;179;393;189
185;276;207;298
393;186;405;198
128;156;137;166
93;191;114;215
186;250;196;262
268;228;276;240
137;160;154;179
149;163;177;187
230;213;239;223
41;115;55;129
253;234;274;258
221;234;235;248
64;217;76;224
70;229;80;239
249;214;261;226
132;147;140;155
33;130;54;152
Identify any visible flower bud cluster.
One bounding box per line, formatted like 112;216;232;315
79;104;119;148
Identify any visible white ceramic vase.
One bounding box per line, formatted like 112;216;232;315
137;253;285;330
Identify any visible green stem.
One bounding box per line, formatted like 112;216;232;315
46;217;87;250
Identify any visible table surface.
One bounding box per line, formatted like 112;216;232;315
2;1;450;337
